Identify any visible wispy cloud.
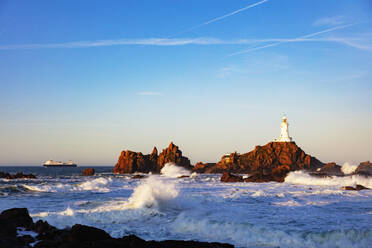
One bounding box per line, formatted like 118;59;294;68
228;23;359;56
171;0;269;37
138;92;161;96
313;16;348;27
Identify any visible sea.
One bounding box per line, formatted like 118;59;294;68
1;163;372;248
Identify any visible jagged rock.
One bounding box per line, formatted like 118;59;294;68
82;168;95;176
0;172;36;179
354;161;372;176
69;224;111;242
342;185;369;191
113;142;191;174
157;142;191;170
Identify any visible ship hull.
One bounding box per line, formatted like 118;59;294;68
43;164;77;167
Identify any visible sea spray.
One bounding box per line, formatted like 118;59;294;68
341;162;358;175
285;170;372;188
126;175;179;209
160;163;191;178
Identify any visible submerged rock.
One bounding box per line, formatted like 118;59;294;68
82;168;95;176
113;142;192;174
0;207;234;248
342;185;369;191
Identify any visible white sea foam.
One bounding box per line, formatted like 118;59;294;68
77;177;112;192
172;213;372;248
341;162;358;175
126;175;179;209
285;170;372;188
160;163;191;178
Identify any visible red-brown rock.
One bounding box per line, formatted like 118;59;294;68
82;168;95;176
316;162;343;176
354;161;372;176
113;142;192;174
197;142;324;183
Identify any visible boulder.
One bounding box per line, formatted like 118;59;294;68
354;161;372;176
69;224;111;242
82;168;95;176
0;208;34;230
113;142;191;174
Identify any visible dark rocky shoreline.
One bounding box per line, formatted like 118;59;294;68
0;208;234;248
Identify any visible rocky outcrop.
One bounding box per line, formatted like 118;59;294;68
315;162;343;176
0;208;234;248
0;172;36;179
354;161;372;176
82;168;95;176
198;142;323;182
113;142;192;174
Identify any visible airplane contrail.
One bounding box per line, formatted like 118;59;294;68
228;23;356;56
170;0;269;37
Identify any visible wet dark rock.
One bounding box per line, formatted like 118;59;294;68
82;168;95;176
69;224;111;242
342;185;369;191
131;174;147;179
0;171;36;179
220;172;244;183
0;208;34;230
0;207;235;248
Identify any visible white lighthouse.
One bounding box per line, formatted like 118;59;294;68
274;115;293;142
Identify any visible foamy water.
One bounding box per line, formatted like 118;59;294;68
1;166;372;248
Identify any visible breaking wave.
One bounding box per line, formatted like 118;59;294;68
285;171;372;188
160;163;191;178
126;175;179;209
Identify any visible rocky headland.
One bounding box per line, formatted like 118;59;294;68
113;141;371;185
0;208;233;248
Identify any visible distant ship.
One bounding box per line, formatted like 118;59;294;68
43;160;77;167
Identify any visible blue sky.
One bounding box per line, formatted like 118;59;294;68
0;0;372;165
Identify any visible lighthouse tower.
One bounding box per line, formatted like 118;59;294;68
274;116;293;142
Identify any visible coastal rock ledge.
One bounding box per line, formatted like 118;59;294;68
113;142;192;174
0;207;234;248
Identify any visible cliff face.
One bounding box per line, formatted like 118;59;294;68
194;142;324;176
113;142;191;174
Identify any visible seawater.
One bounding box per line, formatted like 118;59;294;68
1;165;372;248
